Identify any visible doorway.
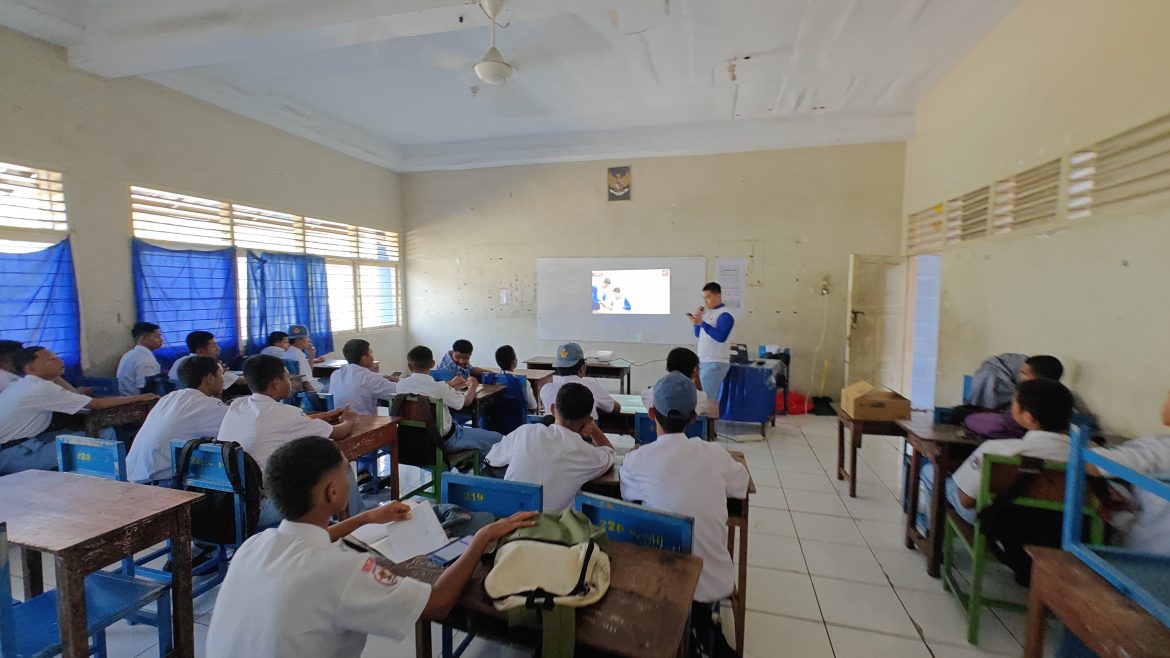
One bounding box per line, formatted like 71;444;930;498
904;254;942;409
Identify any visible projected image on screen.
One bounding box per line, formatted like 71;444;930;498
591;269;671;315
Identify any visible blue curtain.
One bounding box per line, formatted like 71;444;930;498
0;239;82;377
245;251;332;355
132;239;239;369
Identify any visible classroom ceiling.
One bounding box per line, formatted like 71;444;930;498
2;0;1018;171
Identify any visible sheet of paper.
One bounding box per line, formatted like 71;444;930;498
714;257;746;318
349;500;450;563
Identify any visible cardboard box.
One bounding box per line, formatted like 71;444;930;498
840;381;911;421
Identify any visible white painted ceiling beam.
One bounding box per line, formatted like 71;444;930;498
0;0;83;45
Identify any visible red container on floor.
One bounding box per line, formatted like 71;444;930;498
784;391;811;415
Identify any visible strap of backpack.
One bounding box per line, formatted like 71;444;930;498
219;441;247;496
171;437;215;489
977;455;1044;562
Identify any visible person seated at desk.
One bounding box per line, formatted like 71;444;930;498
0;346;157;475
494;344;538;413
168;330;240;389
116;322;164;395
395;345;504;461
0;339;89;395
128;356;230;485
205;436;536;658
286;325;325;395
260;331;291;358
539;342;619;420
641;347;717;418
963;355;1068;439
620;371;748;653
218;354;358;525
329;339;399;415
486;382;615;513
437;338;486;380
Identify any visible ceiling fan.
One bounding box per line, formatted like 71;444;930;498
473;0;513;85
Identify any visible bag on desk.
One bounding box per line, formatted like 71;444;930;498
172;438;263;545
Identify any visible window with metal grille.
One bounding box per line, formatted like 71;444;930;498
945;187;990;243
358;264;400;329
0;161;67;235
992;160;1060;232
325;262;358;332
906;204;947;254
1067;112;1170;220
130;186;232;246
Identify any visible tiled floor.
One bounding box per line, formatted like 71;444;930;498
6;415;1063;657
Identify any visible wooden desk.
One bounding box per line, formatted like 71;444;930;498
897;415;982;577
52;397;159;438
335;415;402;498
1025;547;1170;658
524;357;632;394
583;451;754;653
832;403;907;498
397;541;701;658
472;383;506;426
0;471;203;658
313;359;380;379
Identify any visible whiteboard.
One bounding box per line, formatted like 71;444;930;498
537;257;707;344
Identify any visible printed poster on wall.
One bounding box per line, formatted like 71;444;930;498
714;257;745;318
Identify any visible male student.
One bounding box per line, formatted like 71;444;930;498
437;339;485;379
205;436;536;658
690;282;735;403
620;371;749;646
395;345;504;459
127;355;230;484
0;347;157;474
539;342;619;420
641;347;717;418
288;325;325;364
330;339;399;415
260;331;291;358
0;339;89;395
486;382;615;512
964;354;1071;439
168;331;240;389
494;344;538;412
286;325;324;393
116;322;164;395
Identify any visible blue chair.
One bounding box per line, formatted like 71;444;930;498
75;376;120;397
632;412;709;445
574;492;694;553
477;372;530;435
1;521;174;658
430;369;457;382
441;472;542;517
56;435;128;482
143;374;175;396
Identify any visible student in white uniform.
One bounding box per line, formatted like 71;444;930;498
127;356;230;484
395;345;504;460
493;344;538;412
0;346;157;474
538;343;619;420
286;325;324;393
486;382;615;512
116;322;164;395
640;347;717;418
219;354;358;525
620;372;749;649
259;331;291;359
946;379;1077;524
205;436;537;658
0;340;23;393
329;339;399;415
168;331;240;389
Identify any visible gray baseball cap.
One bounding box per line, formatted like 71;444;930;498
553;342;585;368
652;371;698;418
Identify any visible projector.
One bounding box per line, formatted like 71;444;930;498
591;350;615;363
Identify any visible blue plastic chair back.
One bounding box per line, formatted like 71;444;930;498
633;412;708;445
282;359;300;376
56;436;128;482
961;374;974;404
170;440;248;547
430;369;456;382
0;523;14;656
478;372;529;435
76;376;120;397
574;492;693;552
441;472;542;517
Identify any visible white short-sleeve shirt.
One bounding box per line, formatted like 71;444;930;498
619;433;749;602
116;345;162;396
0;375;92;444
285;346;322;392
0;370;19;394
1095;435;1170;556
539;375;617;420
205;520;431;658
127;389;230;483
329;364;397;416
393;373;466;435
485;423;615;513
169;355;240;389
950;430;1075;499
217;394;335;470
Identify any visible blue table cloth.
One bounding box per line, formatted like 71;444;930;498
718;362;783;424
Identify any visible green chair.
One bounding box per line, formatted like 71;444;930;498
941;454;1105;644
390;394;479;500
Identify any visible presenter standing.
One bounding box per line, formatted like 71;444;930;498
690;282;735;409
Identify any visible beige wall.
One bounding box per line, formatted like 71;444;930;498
0;28;405;373
904;0;1170;434
403;143;906;395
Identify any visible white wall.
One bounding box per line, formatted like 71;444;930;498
903;0;1170;435
0;27;406;372
403;144;906;395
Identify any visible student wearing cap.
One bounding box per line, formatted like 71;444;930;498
538;342;620;420
288;325;325;364
285;325;324;395
640;347;717;418
486;382;616;512
395;345;504;460
620;372;749;616
329;339;399;415
116;322;164;395
205;436;537;658
169;331;240;389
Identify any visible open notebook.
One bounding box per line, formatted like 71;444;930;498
348;500;451;563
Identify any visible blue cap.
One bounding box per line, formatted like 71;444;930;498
553;342;585;368
288;325;309;339
652;371;698;419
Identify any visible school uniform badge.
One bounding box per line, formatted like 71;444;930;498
361;556;400;588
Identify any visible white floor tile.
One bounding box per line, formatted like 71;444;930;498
746;533;807;573
104;619;164;658
802;540;888;585
790;512;866;546
778;471;838;493
748;507;797;537
872;548;946;593
747;467;781;488
811;576;919;637
749;485;788;510
842;494;908;524
856;519;910;552
925;642;1023;657
744;567;822;622
901;590;1021;654
743;612;833;658
773;456;829;475
826;625;932;658
784;491;850;517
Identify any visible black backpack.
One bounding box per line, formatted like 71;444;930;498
172;438;263;545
